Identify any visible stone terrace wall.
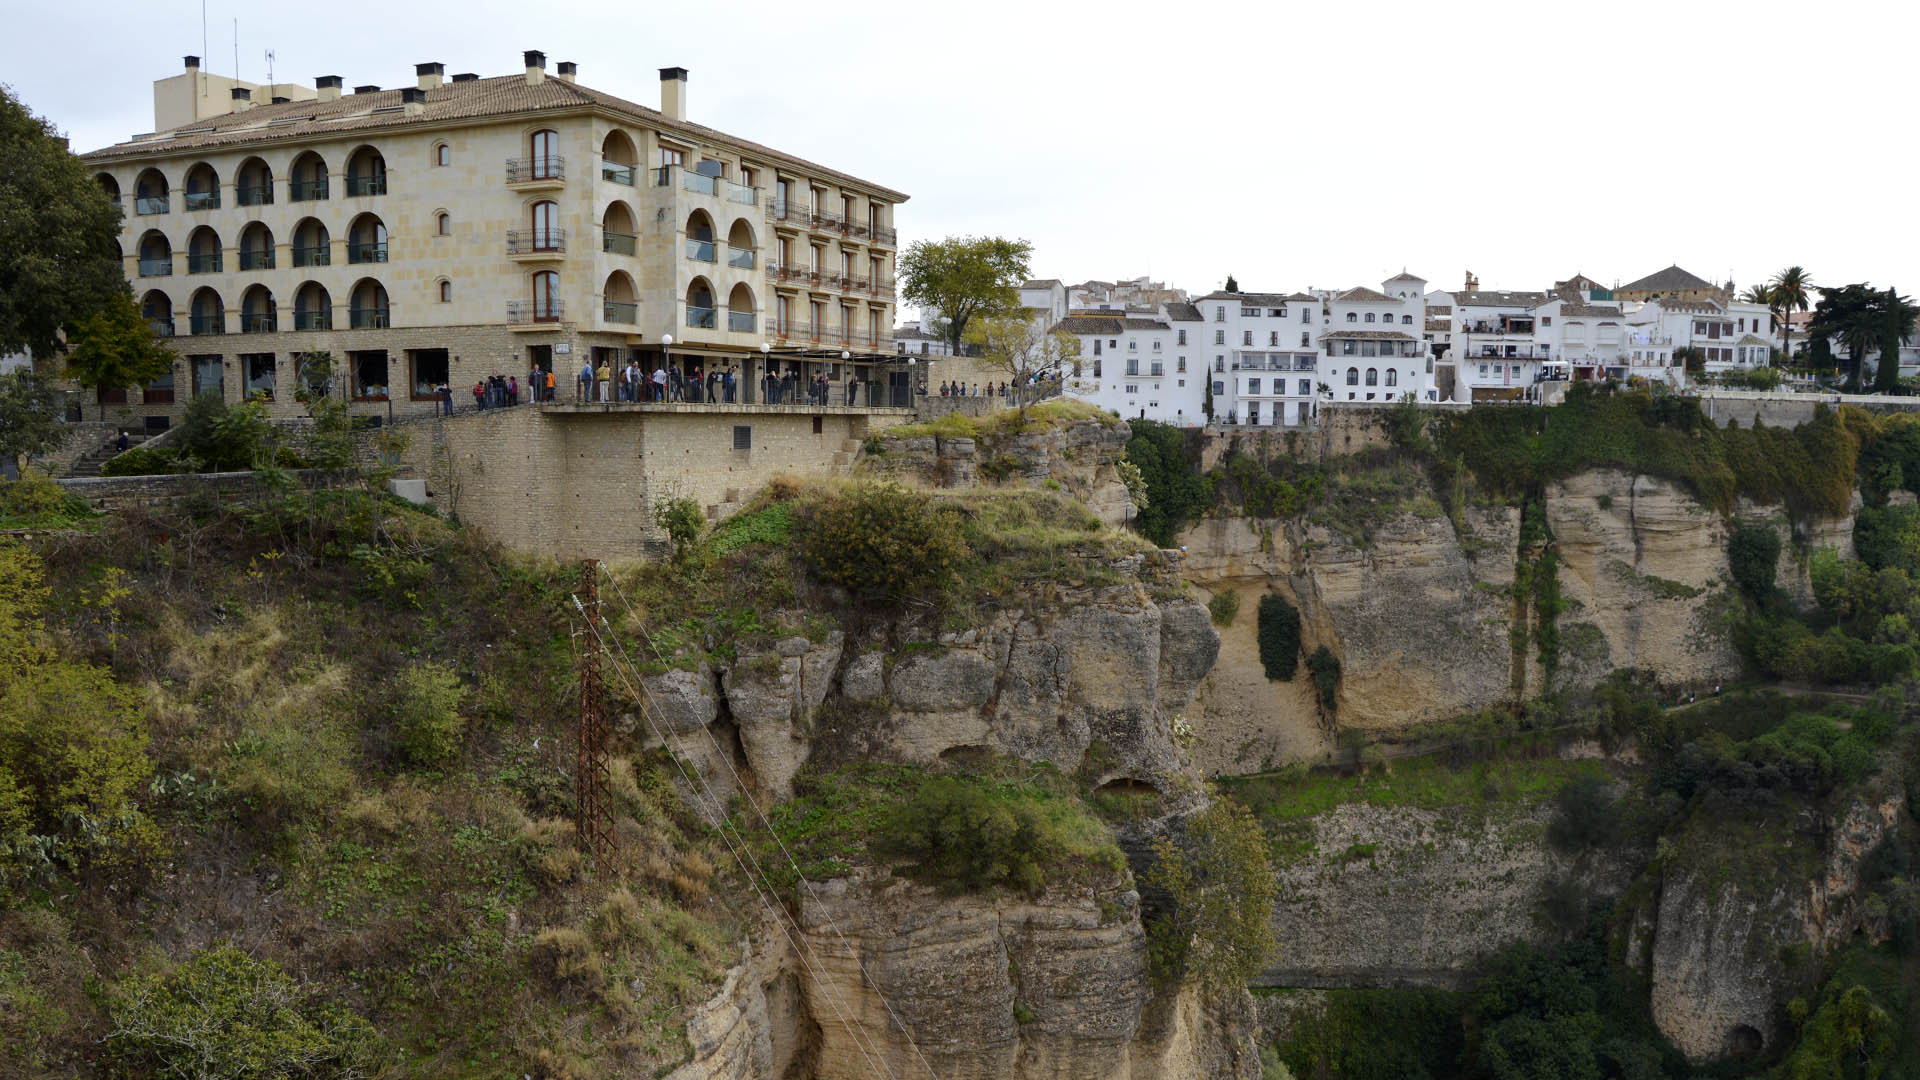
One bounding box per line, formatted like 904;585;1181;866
396;404;913;561
55;468;362;514
1695;390;1920;430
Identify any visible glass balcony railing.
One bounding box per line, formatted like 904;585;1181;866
135;195;169;215
290;179;328;201
600;159;635;185
240;313;276;333
184;190;220;211
187;253;223;274
685;306;716;329
148;319;174;337
727;311;755;332
686;239;715;262
236;185;272;206
294;310;331;330
138;257;172;277
602;232;636;255
349;307;390;329
292;245;330;267
188;314;225;335
345;173;387;197
727;247;755;269
239;249;274;270
682;170;717;196
347;241;388;264
603;301;638;324
724;180;757;205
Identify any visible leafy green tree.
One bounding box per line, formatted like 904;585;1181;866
653;495;706;561
63;291;175;420
1145;797;1278;994
0;369;65;473
796;484;969;600
897;236;1033;357
1727;522;1783;599
1872;288;1917;394
1123;420;1211;547
0;87;125;361
961;312;1079;414
1771;266;1815;360
106;944;383;1079
1809;283;1886;388
1306;645;1341;714
1224;274;1240;293
1256;594;1301;680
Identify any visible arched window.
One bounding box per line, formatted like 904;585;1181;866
96;173;121;207
292;218;330;267
1345;312;1357;323
294;282;332;330
345;146;387;197
602;201;637;255
532;270;560;321
240;284;276;333
727;282;756;332
347;214;388;263
1365;368;1378;386
529;129;559;180
141;290;174;336
290;151;329;201
238;222;275;270
438;279;452;303
530;200;559;251
236;156;273;206
1364;312;1375;323
1402;314;1413;325
436;212;451;236
685;278;715;328
134;168;170;214
1385;369;1398;387
600;130;638;185
183;162;220;211
186;226;222;274
137;230;172;277
349;279;390;328
189;287;225;335
684;211;715;262
1345;368;1358;386
603;271;637;323
434;143;450;167
726;219;756;269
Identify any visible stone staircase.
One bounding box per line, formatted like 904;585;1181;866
59;426;135;478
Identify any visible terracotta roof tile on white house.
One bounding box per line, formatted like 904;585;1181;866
1192;291;1316;305
1335;286;1399;303
1049;316;1169;335
80;71;908;201
1618;265;1717;294
1163;302;1203;322
1454;290;1549;308
1322;330;1418;342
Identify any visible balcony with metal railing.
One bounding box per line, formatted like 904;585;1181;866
237;185;272;207
506;156;565;186
138;257;172;277
292;245;330;268
871;224;897;247
239;249;274;271
290;179;328;201
603;301;637;324
507;300;563;326
189;313;225;335
184;189;220;211
349;307;390;329
345;174;387;197
600;159;635;185
135;195;169;215
1470;346;1552;359
507;229;566;257
772;320;822;342
294;310;331;330
766;264;818;287
149;319;174;337
603;231;636;255
187;252;223;274
347;241;388;264
240;312;277;333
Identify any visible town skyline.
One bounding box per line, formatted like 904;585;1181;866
5;0;1914;314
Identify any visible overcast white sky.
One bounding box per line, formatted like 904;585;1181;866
7;0;1914;310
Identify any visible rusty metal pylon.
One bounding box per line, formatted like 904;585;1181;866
575;559;614;862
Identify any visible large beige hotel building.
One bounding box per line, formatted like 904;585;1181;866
79;52;909;428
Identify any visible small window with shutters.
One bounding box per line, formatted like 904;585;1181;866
732;425;751;450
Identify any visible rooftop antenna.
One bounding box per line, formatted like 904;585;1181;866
199;0;208;103
233;18;239;86
265;49;275;96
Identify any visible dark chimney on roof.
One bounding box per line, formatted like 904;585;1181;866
271;96;289;104
415;61;444;76
230;87;251;100
316;75;343;88
353;84;380;94
556;61;577;83
316;74;342;102
524;50;546;85
451;72;478;82
401;87;425;103
184;55;200;69
660;67;688;122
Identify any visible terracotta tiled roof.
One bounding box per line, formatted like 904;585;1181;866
1656;299;1726;315
1163;302;1202;322
1335;286;1398;303
80;72;908;201
1618;264;1716;294
1022;278;1062;289
1454;290;1549;308
1192;291;1315;306
1384;271;1426;284
1321;330;1417;342
1050;316;1168;335
1736;334;1772;347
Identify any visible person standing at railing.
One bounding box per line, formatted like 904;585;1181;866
577;361;593;404
691;364;705;403
596;360;611;403
473;380;488;410
508;376;520;407
651;365;667;403
543;369;555;403
724;366;738;403
846;372;857;406
707;368;720;404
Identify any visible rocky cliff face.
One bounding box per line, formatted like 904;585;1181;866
616;549;1254;1078
1179;469;1855;775
861;418;1136;527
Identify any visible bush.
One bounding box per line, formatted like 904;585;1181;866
1727;522;1782;600
1546;771;1617;851
0;471;92;525
1257;594;1301;680
1125;420;1212;547
653;496;705;560
1855;504;1920;574
1208;590;1241;627
1306;645;1342;714
796;484;969;600
97;446;175;477
1144;798;1278;993
390;661;467;767
106;944;381;1079
878;774;1114;895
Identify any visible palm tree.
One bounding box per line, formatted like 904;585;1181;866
1741;284;1774;305
1769;266;1814;362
